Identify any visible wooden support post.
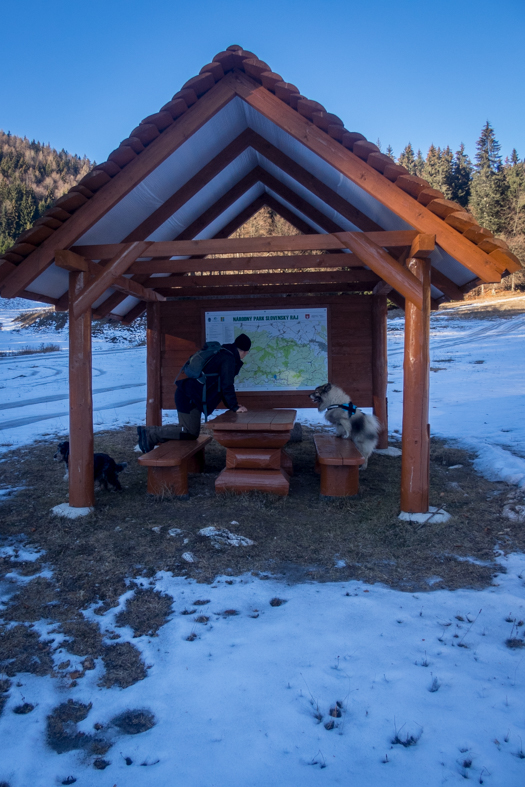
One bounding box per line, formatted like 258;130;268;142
372;291;388;449
146;302;162;427
401;258;431;513
68;270;94;508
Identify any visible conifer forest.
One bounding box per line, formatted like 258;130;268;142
0;123;523;278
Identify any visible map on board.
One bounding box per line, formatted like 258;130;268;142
205;308;328;391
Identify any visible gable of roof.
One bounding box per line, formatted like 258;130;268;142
0;44;521;312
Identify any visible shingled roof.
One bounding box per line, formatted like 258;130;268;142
0;44;521;317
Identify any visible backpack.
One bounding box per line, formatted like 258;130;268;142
175;341;227;421
178;341;222;381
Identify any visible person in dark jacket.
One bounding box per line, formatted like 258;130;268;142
137;333;251;453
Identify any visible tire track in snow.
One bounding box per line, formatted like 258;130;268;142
0;397;145;430
0;383;146;411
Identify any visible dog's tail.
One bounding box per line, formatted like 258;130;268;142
352;412;381;440
115;462;128;473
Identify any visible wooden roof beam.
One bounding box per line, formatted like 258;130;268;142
95;193;271;320
259;170;343;234
261;194;319;236
67;242;164;319
156;282;376;298
72;231;418;259
228;70;501;283
129;252;361;275
141;269;378;289
0;78;237;299
249;131;383;233
334;232;423;310
124;128;258;242
55;249;165;307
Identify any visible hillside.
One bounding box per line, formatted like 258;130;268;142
0;131;92;254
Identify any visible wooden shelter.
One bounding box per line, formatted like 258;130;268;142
0;45;520;514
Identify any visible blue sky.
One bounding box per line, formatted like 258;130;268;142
1;0;523;165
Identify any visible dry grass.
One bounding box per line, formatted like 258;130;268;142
1;426;523;689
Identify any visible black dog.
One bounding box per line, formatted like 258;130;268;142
54;441;127;491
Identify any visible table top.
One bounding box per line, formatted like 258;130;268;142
210;409;297;432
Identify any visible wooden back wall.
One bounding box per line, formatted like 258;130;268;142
159;295;373;410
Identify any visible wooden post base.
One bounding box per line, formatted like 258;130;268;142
215;468;290;496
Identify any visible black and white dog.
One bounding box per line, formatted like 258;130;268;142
54;441;127;491
310;383;381;469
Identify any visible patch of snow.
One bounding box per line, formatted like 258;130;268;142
199;526;255;548
51;502;94;518
182;551;196;563
398;506;451;524
374;446;402;457
0;486;26;500
502;504;525;523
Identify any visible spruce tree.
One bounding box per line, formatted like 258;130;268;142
439;146;454;200
449;144;473;208
423;145;441;189
415;149;425;177
398;143;417;175
386;145;395;161
504;149;525;236
470;121;509;234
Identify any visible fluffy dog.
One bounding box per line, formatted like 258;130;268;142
54;441;127;490
310;383;381;468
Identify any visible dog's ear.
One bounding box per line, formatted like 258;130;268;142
322;383;332;394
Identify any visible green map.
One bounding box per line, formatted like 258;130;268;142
205;308;328;391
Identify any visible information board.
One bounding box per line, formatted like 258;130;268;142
205;308;328;391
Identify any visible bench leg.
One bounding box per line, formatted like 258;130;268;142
320;465;359;497
147;463;189;498
186;448;205;474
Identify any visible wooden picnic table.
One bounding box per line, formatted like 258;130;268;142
210;409;297;495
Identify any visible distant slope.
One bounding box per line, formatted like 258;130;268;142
0;130;92;254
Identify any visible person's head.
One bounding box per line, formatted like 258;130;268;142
234;333;251;359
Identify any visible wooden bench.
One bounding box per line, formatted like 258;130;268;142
313;434;365;497
138;435;212;497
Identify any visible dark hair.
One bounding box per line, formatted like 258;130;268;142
234;333;251;352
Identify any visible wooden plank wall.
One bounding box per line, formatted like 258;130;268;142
159;295;373;410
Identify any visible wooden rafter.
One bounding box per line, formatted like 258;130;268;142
70;242;154;319
156;281;375;298
124;129;257;242
259;170;343;233
99;193;272;321
129;252;361;275
141;269;377;289
249;131;383;233
334;232;423;309
0;79;237;298
72;231;419;259
227;70;501;284
261;193;319;236
55;250;165;304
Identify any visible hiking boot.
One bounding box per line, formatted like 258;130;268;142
137;425;184;452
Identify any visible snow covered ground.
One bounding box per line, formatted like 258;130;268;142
1;297;525;786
